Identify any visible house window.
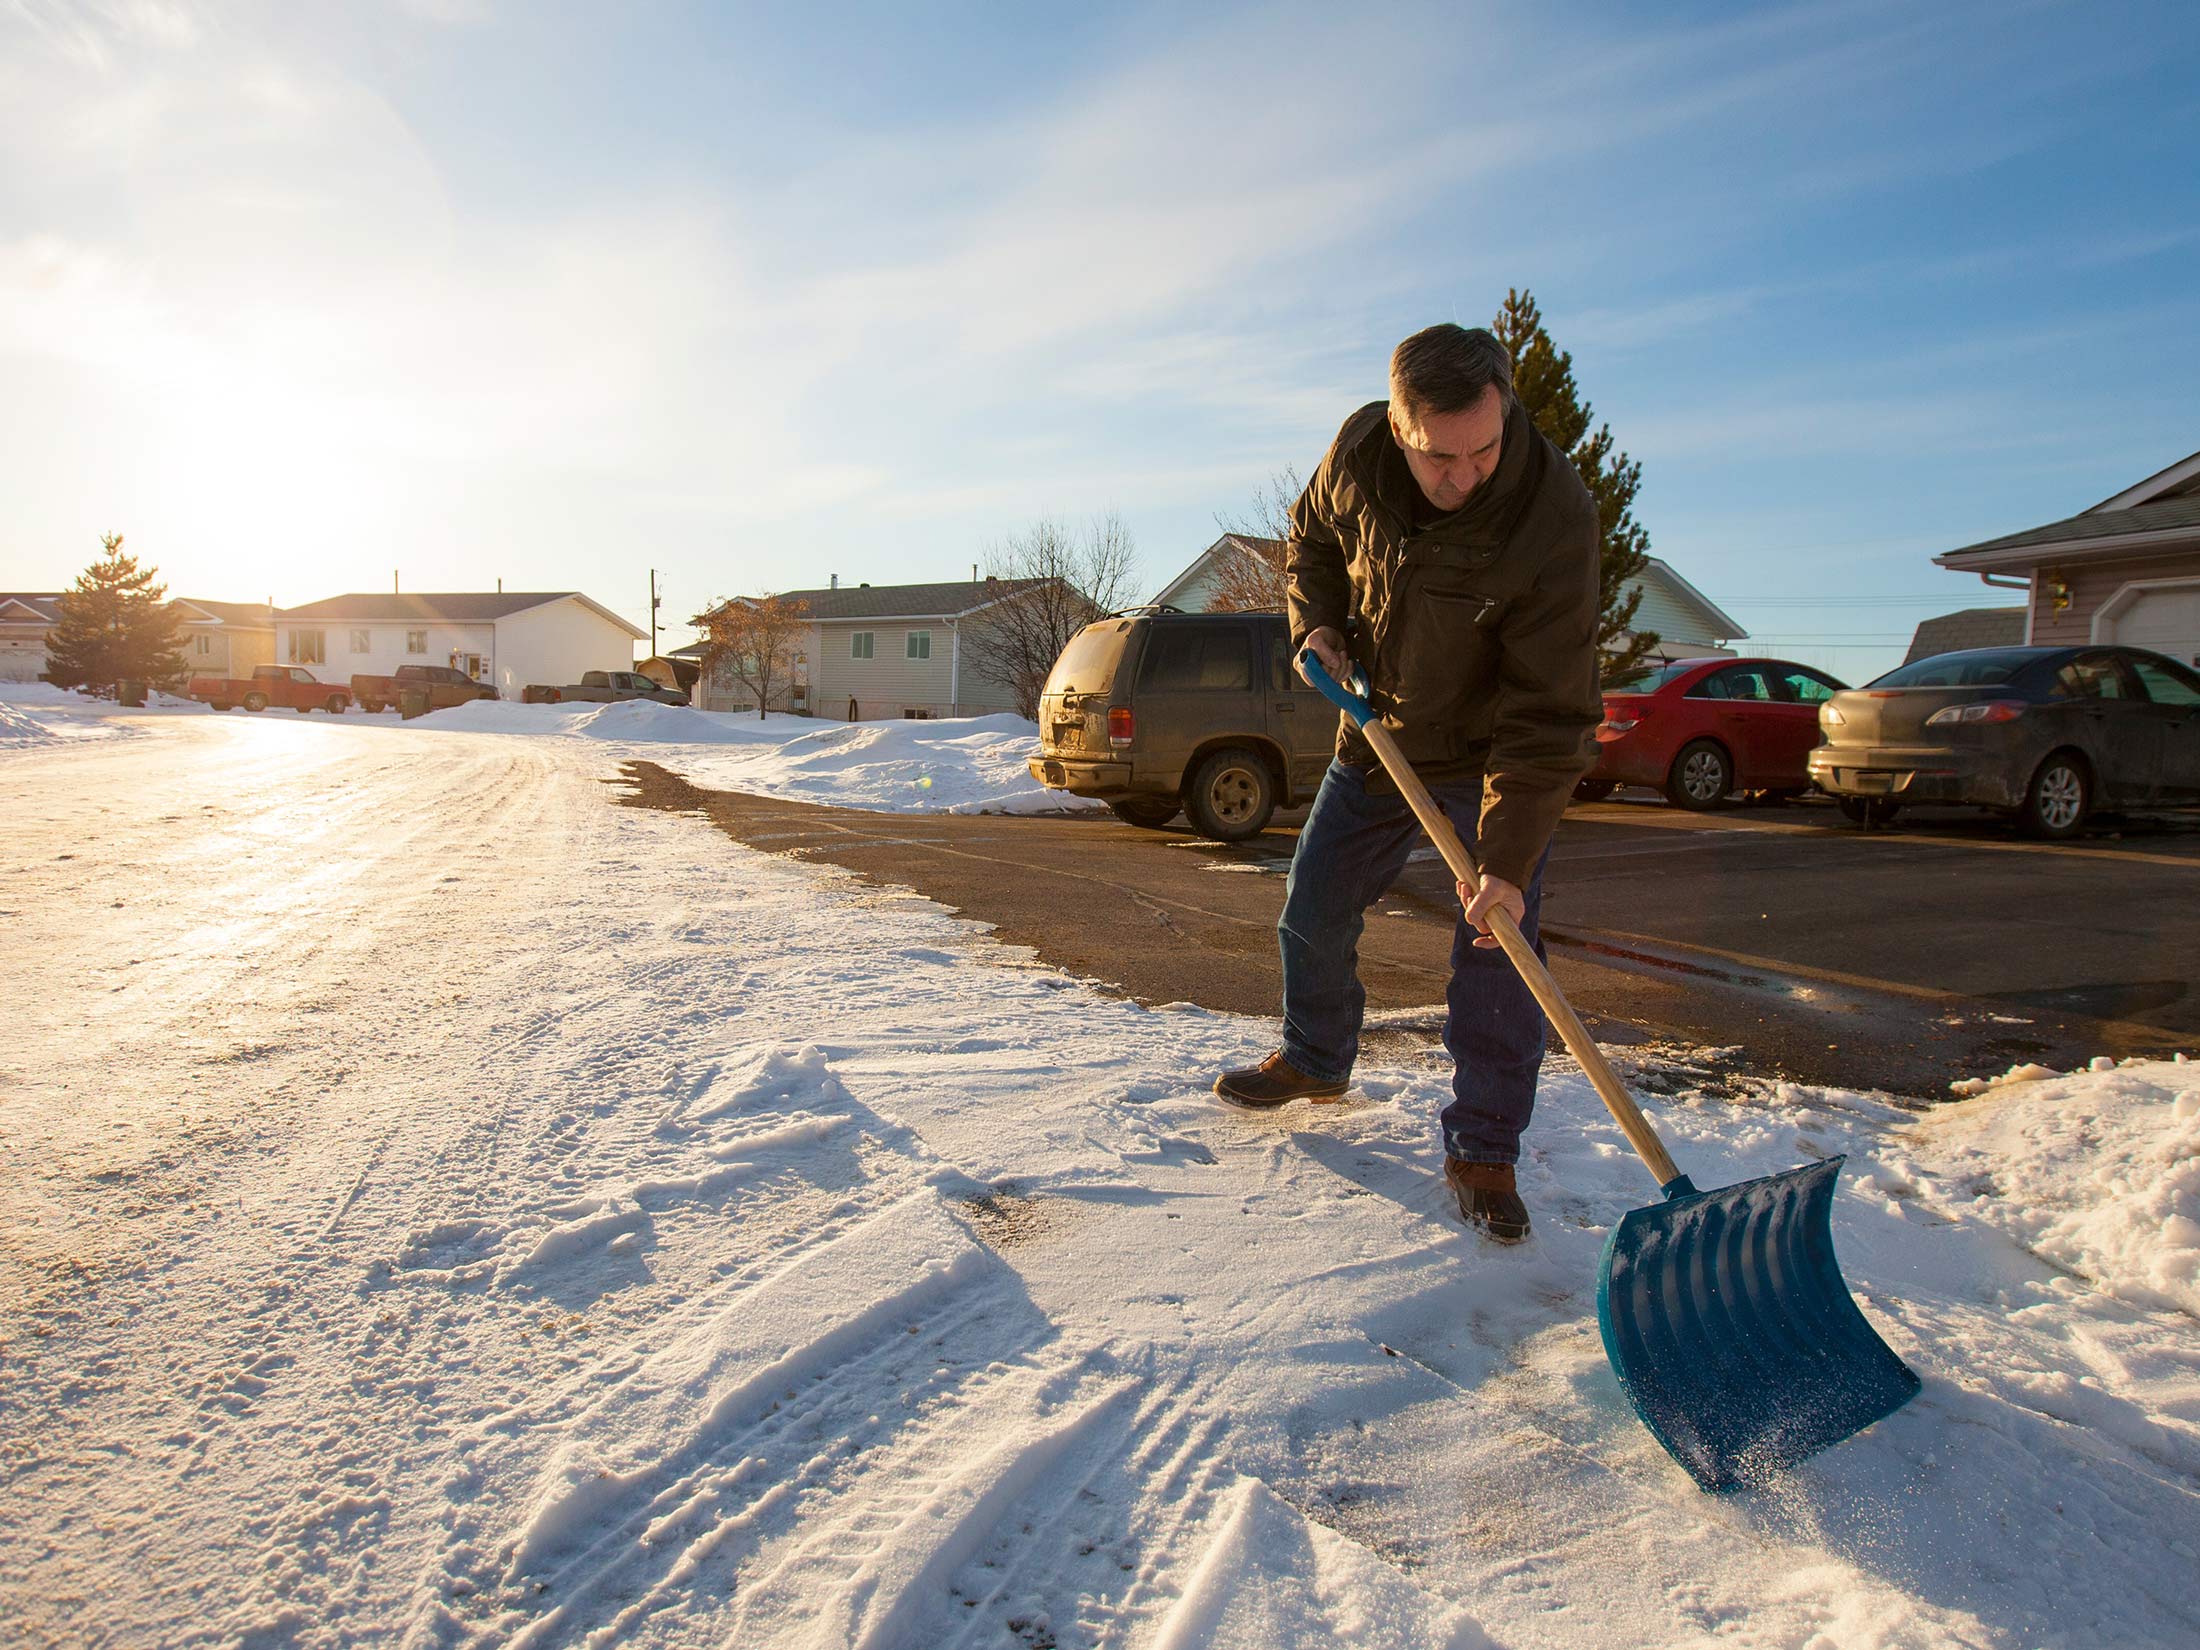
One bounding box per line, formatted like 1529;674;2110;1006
289;629;326;665
194;634;212;656
350;628;372;654
406;630;427;655
851;632;874;659
906;631;931;661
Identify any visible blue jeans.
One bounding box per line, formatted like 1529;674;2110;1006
1278;760;1550;1166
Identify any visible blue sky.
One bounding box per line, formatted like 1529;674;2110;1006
3;0;2194;678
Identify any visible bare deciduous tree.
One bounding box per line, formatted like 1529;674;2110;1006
964;512;1138;719
1205;466;1302;612
693;593;810;720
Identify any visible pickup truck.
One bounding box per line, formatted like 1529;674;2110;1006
187;664;351;714
522;670;689;706
351;664;498;715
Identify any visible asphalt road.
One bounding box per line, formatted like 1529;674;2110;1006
622;764;2200;1099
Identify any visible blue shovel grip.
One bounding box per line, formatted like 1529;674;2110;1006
1296;648;1374;727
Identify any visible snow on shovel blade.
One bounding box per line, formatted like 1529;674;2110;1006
1595;1156;1920;1492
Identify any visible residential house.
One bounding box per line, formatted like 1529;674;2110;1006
1;592;278;683
1903;606;2026;664
693;578;1045;719
1934;447;2200;668
173;599;277;679
0;594;61;682
1143;542;1745;661
275;592;646;702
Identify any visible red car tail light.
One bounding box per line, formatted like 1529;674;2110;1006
1595;717;1639;742
1925;700;2027;727
1108;707;1133;749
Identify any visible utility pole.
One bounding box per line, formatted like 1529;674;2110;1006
649;569;661;659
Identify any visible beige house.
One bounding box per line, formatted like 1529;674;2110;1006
1;592;277;683
173;600;277;679
694;578;1044;719
1935;447;2200;668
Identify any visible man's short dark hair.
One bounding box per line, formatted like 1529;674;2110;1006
1389;324;1514;426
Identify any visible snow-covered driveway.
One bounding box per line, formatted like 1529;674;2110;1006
5;707;2198;1650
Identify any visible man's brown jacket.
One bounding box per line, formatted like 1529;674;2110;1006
1285;395;1603;887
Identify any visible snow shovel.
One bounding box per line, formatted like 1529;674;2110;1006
1298;650;1920;1491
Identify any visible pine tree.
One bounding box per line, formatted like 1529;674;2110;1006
1491;290;1660;684
44;535;188;693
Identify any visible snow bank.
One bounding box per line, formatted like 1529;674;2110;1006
419;697;1100;816
1911;1062;2200;1315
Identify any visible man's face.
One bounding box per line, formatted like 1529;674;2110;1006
1390;385;1506;512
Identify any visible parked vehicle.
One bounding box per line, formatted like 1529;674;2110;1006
1025;608;1337;840
523;670;688;706
1808;645;2200;837
186;664;350;714
1577;657;1849;810
352;664;497;714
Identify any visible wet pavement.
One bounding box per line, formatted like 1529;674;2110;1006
622;763;2199;1101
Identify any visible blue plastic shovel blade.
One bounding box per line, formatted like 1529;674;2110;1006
1595;1156;1920;1492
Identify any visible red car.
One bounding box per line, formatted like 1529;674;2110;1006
1575;657;1849;810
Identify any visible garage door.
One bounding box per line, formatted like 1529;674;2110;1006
2112;582;2200;669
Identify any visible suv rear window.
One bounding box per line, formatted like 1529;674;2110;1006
1048;622;1132;692
1869;650;2037;688
1139;625;1252;691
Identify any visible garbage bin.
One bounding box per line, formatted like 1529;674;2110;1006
117;679;147;707
399;688;429;720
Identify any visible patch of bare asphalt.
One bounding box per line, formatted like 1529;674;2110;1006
609;760;1458;1024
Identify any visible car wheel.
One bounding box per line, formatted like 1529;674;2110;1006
210;701;232;712
2020;751;2090;839
361;699;383;714
1572;778;1616;804
1664;739;1732;810
243;692;268;712
1108;797;1179;829
1184;748;1275;841
326;696;347;714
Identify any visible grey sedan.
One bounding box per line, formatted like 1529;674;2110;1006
1808;645;2200;837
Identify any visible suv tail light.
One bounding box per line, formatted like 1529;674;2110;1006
1108;707;1133;749
1925;700;2027;727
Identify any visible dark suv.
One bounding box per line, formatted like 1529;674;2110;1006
1025;609;1337;839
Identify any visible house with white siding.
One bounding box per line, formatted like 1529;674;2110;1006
693;578;1045;719
275;592;646;702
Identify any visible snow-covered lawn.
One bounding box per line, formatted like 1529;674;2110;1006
4;692;2197;1649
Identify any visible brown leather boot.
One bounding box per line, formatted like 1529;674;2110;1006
1445;1158;1530;1245
1213;1051;1349;1110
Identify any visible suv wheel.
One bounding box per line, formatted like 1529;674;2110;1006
1184;748;1275;841
2020;751;2089;839
1108;797;1179;829
1665;739;1731;810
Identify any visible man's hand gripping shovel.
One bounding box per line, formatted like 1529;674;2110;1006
1297;646;1920;1491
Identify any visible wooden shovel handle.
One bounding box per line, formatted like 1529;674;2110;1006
1359;720;1685;1190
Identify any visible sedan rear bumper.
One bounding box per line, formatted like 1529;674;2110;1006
1807;744;2023;808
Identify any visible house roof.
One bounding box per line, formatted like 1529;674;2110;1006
1935;494;2200;571
172;598;276;628
276;590;647;638
1;593;64;623
2088;447;2200;513
715;578;1053;623
1903;606;2027;663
